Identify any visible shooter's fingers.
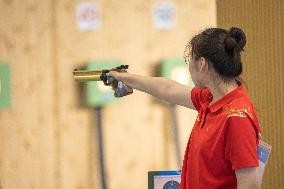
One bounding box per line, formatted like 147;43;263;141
107;71;121;80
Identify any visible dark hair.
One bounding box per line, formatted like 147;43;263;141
186;27;246;79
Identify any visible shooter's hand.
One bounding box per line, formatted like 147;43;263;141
107;71;133;97
107;70;126;81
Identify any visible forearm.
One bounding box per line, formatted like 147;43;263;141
108;71;194;108
113;72;176;99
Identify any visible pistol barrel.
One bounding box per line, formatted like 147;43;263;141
74;74;101;81
73;69;102;82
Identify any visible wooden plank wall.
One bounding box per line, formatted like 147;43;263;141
0;0;56;188
217;0;284;188
0;0;216;189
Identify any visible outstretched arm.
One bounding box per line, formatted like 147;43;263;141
108;71;195;109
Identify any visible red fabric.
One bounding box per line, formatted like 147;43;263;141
180;84;260;189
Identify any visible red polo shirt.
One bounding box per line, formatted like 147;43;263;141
180;83;261;189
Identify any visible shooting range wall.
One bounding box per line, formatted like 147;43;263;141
0;1;216;189
217;0;284;188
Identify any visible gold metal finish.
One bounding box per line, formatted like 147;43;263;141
73;74;101;81
73;69;102;81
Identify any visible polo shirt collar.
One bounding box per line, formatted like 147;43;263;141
208;82;243;113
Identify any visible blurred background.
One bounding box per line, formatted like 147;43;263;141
0;0;283;189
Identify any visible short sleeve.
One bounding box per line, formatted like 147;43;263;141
191;87;211;111
225;116;259;170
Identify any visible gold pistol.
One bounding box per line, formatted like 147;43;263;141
73;65;133;97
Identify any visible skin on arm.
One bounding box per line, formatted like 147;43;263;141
235;167;261;189
108;71;195;109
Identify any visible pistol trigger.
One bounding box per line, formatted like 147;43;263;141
99;72;108;86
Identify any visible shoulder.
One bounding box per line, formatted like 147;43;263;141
222;97;261;137
223;102;255;120
223;93;257;120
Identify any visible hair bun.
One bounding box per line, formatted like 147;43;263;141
229;27;246;50
224;36;237;53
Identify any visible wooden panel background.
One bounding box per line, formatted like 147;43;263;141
0;0;216;189
0;0;56;188
217;0;284;188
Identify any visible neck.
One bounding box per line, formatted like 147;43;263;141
207;78;238;104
